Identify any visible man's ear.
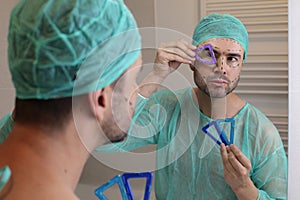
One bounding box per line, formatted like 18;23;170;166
88;88;107;121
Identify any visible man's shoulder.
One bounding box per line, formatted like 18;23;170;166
0;158;80;200
0;182;80;200
243;103;270;121
242;103;279;135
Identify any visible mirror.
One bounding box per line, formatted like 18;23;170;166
1;0;297;199
79;0;290;199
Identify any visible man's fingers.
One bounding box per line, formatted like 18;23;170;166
158;47;195;62
157;50;194;65
227;150;249;176
229;145;252;170
159;39;196;60
221;144;250;177
220;144;235;172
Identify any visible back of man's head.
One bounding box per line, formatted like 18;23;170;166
8;0;141;127
8;0;141;100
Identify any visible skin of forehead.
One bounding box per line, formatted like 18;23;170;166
199;38;244;56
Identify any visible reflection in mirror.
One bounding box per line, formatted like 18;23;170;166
77;0;288;199
199;0;288;155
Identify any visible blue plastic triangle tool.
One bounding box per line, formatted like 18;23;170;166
202;118;235;146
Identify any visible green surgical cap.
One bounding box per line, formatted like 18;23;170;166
192;13;248;61
8;0;141;99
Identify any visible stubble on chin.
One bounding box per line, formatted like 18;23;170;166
197;75;240;98
101;116;127;143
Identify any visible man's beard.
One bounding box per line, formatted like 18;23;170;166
101;113;128;143
102;89;133;143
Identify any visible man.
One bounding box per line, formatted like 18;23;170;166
100;13;287;199
0;0;142;199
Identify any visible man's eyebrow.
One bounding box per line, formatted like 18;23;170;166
227;53;242;58
212;48;242;58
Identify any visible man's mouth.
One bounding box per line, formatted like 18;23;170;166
208;78;229;86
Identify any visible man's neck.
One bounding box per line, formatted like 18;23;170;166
0;122;90;190
193;88;245;119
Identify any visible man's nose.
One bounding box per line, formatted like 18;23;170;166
214;56;227;75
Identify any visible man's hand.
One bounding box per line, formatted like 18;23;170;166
220;144;258;200
153;39;196;77
138;39;196;98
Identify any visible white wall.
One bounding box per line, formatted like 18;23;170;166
288;0;300;199
0;0;17;117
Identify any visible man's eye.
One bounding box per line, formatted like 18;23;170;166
204;50;212;57
199;49;212;57
228;57;238;62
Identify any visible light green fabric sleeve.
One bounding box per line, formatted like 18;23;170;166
240;106;287;200
257;189;285;200
254;146;287;200
0;114;12;189
0;166;11;192
0;113;14;144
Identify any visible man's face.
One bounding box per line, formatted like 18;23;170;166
193;38;244;98
101;55;142;142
